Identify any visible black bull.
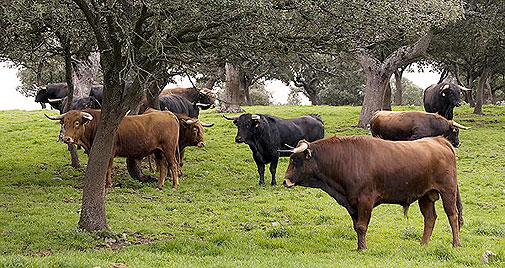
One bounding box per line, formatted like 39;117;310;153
424;82;471;120
225;113;324;186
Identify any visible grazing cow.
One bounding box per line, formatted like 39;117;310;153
45;109;180;189
370;110;470;147
161;87;214;109
224;113;324;185
424;82;471;120
282;136;463;251
35;83;69;110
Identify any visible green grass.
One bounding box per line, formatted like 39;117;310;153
0;105;504;267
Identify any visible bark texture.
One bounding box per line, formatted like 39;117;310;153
354;32;433;128
474;68;489;115
215;63;246;113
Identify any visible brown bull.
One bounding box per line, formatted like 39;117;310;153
145;112;214;173
282;136;463;251
46;109;180;189
370;110;470;147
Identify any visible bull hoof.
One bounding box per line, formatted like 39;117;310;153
156;187;163;191
271;182;277;186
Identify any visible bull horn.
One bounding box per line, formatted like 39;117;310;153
458;85;472;91
223;115;240;120
185;119;197;125
195;103;212;108
442;84;450;90
251;114;260;120
284;143;295;149
48;98;63;103
452;121;470;130
201;122;215;127
81;112;93;121
292;142;309;153
45;113;66;120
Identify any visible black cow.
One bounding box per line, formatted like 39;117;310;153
224;113;324;185
424;82;471;120
161;87;215;109
60;96;101;113
35;83;68;110
158;94;203;118
89;83;104;104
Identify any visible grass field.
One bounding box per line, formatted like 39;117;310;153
0;105;504;267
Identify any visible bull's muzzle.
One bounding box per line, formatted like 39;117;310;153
456;102;462;107
63;136;74;144
235;136;244;143
197;142;205;148
283;178;295;188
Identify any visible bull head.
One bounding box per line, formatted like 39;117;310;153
278;140;311;158
45;111;93;145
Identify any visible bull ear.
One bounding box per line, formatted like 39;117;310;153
305;148;312;160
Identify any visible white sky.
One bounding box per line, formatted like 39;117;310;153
0;62;440;110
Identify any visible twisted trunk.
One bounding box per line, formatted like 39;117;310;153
215;63;246;113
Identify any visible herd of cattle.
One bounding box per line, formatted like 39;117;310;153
41;81;470;251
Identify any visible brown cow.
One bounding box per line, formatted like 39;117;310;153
144;112;214;173
370;110;470;147
282;136;463;251
46;109;180;189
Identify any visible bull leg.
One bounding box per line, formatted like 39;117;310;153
256;163;266;186
269;158;278;186
351;201;373;251
147;154;155;173
178;148;186;177
418;195;437;245
161;146;179;189
154;154;167;190
440;190;462;247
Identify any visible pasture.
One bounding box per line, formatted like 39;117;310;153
0;105;504;267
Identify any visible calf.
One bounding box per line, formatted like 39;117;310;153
282;136;463;250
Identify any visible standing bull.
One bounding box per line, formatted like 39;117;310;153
282;136;463;250
224;113;324;186
35;83;69;110
424;82;471;120
370;110;470;147
45;109;180;189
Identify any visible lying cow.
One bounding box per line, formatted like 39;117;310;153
370;110;470;147
46;109;180;189
282;136;463;250
424;82;471;120
224;113;324;186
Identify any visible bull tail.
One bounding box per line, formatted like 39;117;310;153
456;185;464;229
403;204;410;219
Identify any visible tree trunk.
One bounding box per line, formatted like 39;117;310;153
359;71;389;128
215;63;245;113
204;66;224;89
354;32;433;128
486;75;496;105
474;68;489;115
382;80;392;110
71;52;100;98
465;74;475;107
394;70;403;106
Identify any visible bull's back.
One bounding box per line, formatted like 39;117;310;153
279;116;324;145
115;112;179;158
424;85;439;112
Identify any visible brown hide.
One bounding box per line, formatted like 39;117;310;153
370;110;460;147
284;136;462;250
56;109;180;189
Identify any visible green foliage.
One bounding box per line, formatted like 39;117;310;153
0;106;505;266
249;84;272;106
391;78;425;106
